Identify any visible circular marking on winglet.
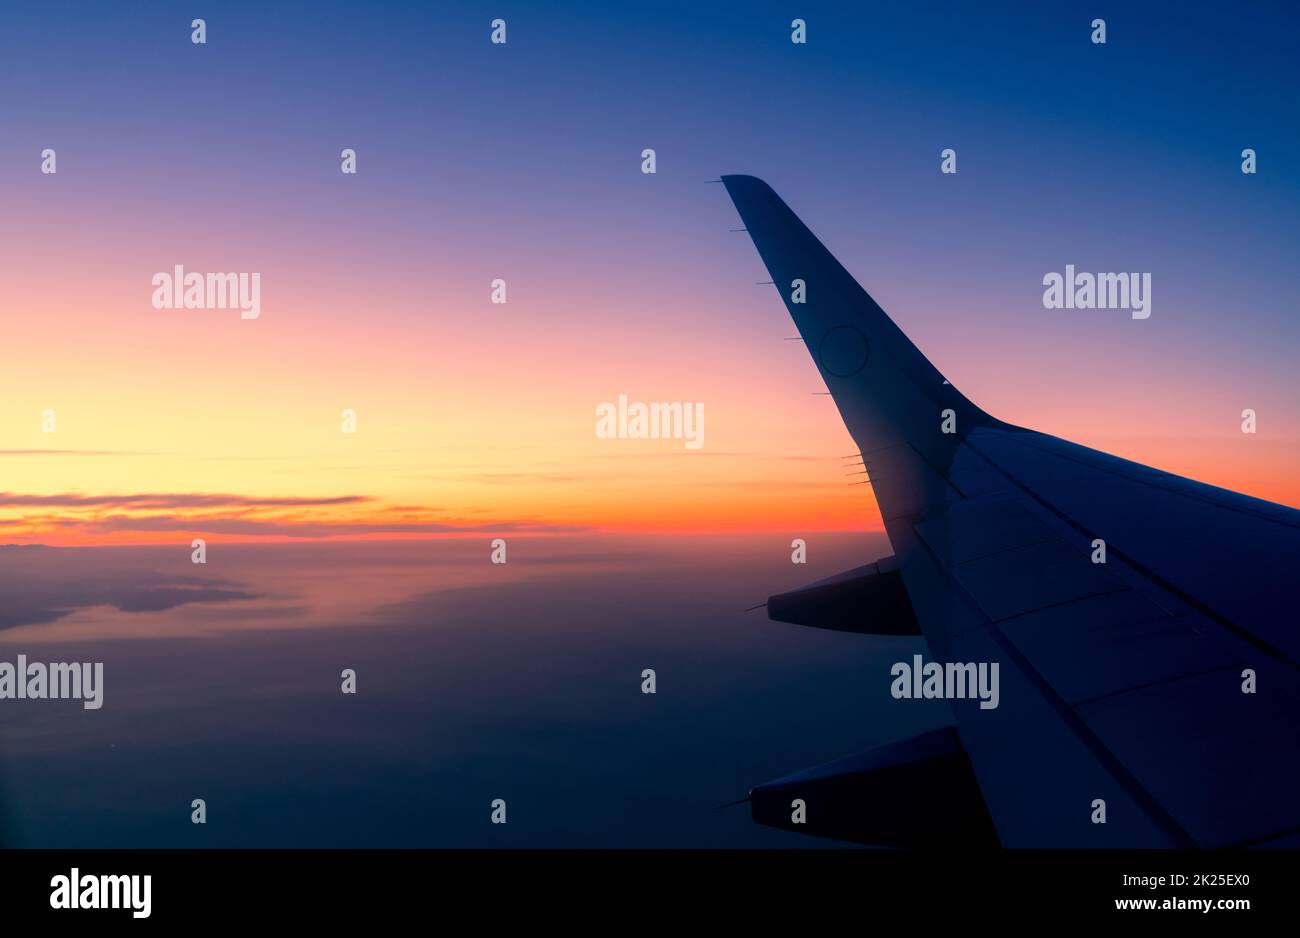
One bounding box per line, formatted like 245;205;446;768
819;325;870;377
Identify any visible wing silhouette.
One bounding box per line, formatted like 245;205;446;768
724;174;1300;848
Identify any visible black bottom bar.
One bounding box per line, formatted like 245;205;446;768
0;849;1289;925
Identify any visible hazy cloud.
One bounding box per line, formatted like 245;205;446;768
0;492;371;508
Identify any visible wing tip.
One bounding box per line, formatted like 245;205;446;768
720;173;771;192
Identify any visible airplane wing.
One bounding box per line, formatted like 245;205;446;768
722;174;1300;848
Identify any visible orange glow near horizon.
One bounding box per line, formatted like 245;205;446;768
3;415;1296;547
3;188;1297;547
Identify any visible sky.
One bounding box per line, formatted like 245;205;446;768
1;0;1297;545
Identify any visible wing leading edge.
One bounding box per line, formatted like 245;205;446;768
724;174;1300;848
